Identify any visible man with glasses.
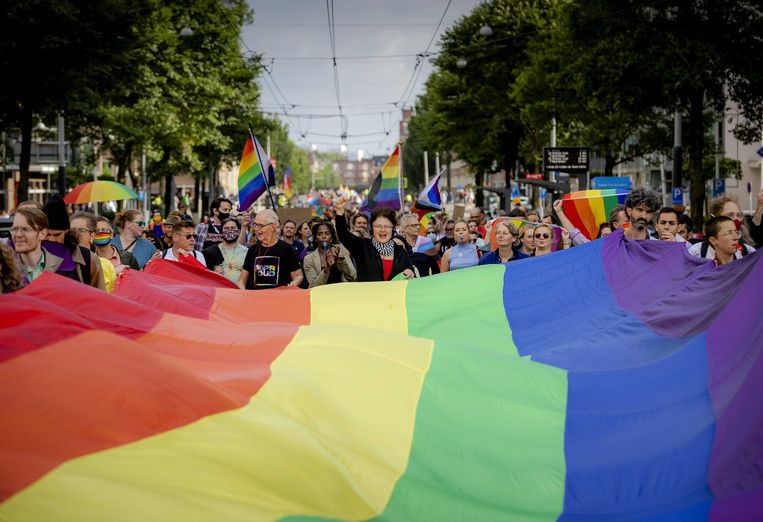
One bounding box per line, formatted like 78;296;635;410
161;220;206;267
237;209;302;290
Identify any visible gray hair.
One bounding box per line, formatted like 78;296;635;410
257;209;280;225
625;187;661;213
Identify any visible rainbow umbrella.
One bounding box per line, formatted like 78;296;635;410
64;180;139;204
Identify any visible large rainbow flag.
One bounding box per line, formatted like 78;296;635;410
1;234;761;521
238;130;276;211
362;146;401;212
561;189;629;240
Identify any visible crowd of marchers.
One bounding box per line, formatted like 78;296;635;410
2;186;762;294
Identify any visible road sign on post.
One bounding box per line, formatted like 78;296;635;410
543;147;590;174
712;178;725;197
592;176;632;190
672;187;683;206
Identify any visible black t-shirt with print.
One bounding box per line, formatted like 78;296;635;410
242;239;300;290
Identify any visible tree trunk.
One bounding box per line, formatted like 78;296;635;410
116;149;130;212
687;91;705;231
475;172;484;207
18;107;33;204
502;134;520;210
604;154;616;176
193;175;201;214
164;173;174;217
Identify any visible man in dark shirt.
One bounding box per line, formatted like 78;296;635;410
237;210;303;290
202;197;233;250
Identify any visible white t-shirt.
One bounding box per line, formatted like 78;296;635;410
162;248;207;265
687;241;755;260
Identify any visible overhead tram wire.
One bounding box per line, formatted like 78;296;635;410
212;0;316;150
326;0;347;146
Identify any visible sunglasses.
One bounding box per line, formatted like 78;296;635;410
133;221;147;227
181;233;198;240
534;233;550;239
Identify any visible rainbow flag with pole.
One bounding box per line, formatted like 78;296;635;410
561;189;628;240
411;169;444;233
283;167;292;198
238;129;276;211
1;235;761;521
361;146;401;212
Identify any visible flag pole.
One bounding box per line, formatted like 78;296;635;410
398;141;404;210
248;123;278;210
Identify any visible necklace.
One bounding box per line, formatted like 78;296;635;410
371;238;394;257
257;241;273;258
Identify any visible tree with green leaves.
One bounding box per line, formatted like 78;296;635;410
406;0;558;206
521;0;763;227
0;0;153;202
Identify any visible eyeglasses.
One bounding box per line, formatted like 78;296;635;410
10;226;36;234
372;224;393;230
534;233;550;239
132;221;146;227
716;229;740;238
181;233;198;240
72;227;94;235
253;222;274;229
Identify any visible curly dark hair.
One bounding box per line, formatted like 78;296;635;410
625;187;661;213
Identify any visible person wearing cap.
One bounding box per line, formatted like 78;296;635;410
41;194;105;289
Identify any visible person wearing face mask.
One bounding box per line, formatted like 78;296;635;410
203;197;233;250
303;221;356;287
440;219;479;272
93;216;140;273
113;209;157;269
689;196;756;260
202;218;248;283
70;211;117;292
334;196;414;282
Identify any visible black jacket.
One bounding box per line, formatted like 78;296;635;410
336;214;413;281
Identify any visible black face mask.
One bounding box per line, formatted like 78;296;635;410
217;212;230;222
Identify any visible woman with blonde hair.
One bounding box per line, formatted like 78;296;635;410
112;209;157;269
533;223;555;257
441;219;479;272
517;223;535;257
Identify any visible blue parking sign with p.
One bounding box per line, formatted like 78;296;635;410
672;187;683;206
713;179;725;197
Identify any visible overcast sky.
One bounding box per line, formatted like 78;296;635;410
242;0;482;158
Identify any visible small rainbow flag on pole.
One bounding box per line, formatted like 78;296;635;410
237;127;276;211
283;167;292;198
362;146;401;212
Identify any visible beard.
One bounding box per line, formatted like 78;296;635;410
631;217;648;231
